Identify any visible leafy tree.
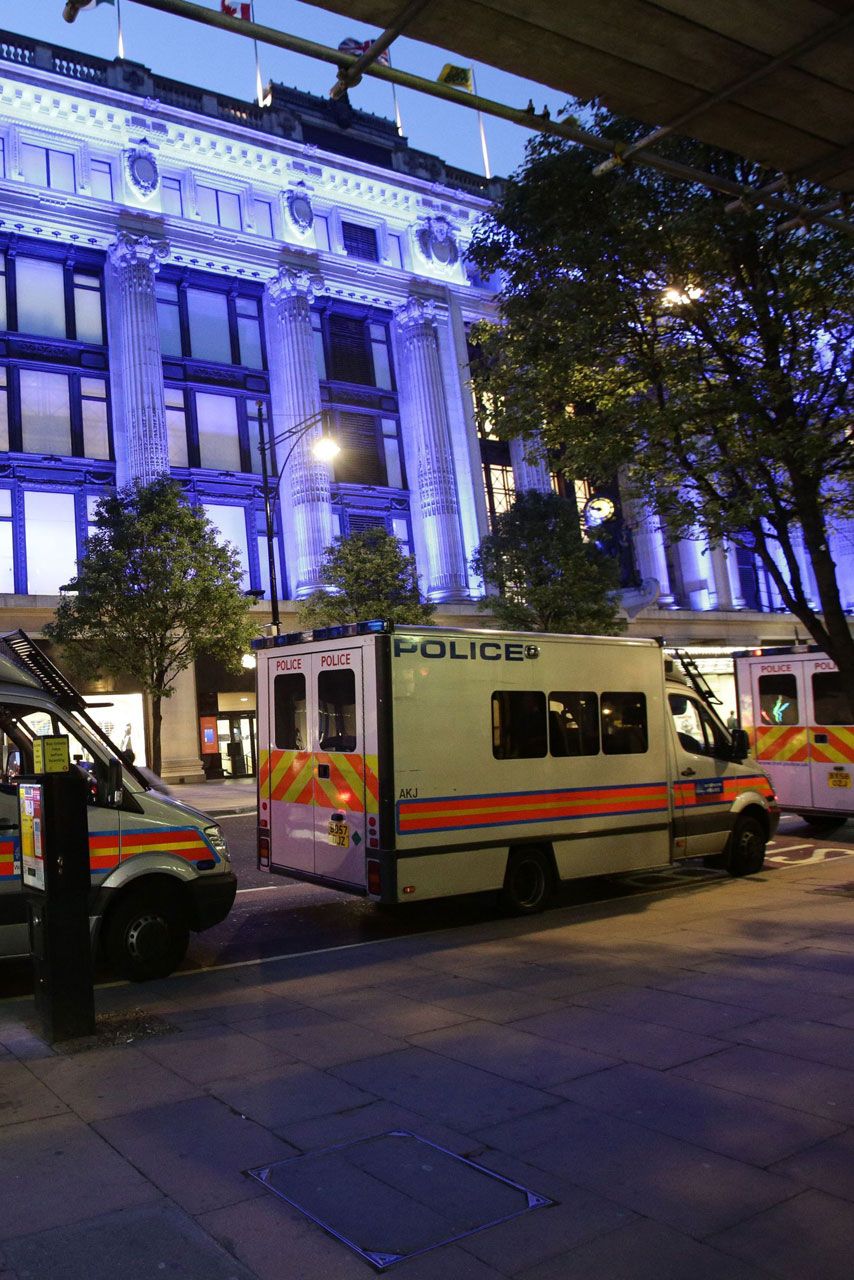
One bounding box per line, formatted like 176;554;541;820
469;114;854;705
46;478;255;775
471;490;625;634
298;526;435;628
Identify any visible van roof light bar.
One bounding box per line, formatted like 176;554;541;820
251;619;391;650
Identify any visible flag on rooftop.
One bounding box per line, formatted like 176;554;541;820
437;64;474;93
221;1;252;19
338;37;391;67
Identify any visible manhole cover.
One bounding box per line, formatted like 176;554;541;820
248;1130;553;1270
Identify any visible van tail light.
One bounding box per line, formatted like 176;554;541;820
366;858;381;895
258;829;270;870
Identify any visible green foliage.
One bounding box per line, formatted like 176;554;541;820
298;527;435;628
471;491;625;634
468;113;854;692
45;477;255;772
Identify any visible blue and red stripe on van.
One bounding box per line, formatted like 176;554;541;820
0;827;221;880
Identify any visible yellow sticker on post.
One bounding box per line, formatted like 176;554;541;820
33;735;70;774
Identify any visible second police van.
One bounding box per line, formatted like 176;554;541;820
255;623;778;911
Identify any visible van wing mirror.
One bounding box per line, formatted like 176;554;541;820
107;758;124;806
730;728;750;762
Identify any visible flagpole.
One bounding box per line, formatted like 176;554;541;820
251;2;264;105
471;70;491;179
387;51;404;136
116;0;125;58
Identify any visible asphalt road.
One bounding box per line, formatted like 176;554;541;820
182;811;854;975
2;814;851;998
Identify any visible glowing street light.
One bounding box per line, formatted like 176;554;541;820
256;401;340;631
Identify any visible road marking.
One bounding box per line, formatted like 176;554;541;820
235;885;287;894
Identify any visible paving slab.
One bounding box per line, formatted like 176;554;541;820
770;1128;854;1201
383;972;566;1023
409;1020;617;1088
510;1004;725;1070
0;1057;69;1127
93;1094;294;1215
709;1188;854;1280
476;1099;801;1237
0;1114;160;1242
0;1201;257;1280
274;1099;477;1158
673;1044;854;1122
138;1023;286;1084
565;981;762;1035
334;1046;558;1133
715;1015;854;1070
513;1215;770;1280
656;970;854;1023
236;1005;406;1068
27;1043;200;1121
294;986;472;1037
208;1060;378;1132
553;1062;844;1164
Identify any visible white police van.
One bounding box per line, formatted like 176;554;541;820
0;631;236;979
255;623;777;911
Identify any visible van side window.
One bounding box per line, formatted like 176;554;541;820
812;671;850;725
318;668;357;752
548;692;599;757
601;692;648;755
669;692;729;758
758;673;799;725
492;691;547;759
274;673;306;750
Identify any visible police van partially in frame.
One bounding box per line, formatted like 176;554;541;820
254;623;778;912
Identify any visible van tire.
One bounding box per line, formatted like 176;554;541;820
103;884;190;982
500;847;554;915
725;814;766;877
795;812;846;835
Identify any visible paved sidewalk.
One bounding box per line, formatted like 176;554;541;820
167;777;256;816
2;857;853;1279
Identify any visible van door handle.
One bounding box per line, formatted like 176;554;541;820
317;764;330;779
331;812;344;821
813;733;828;744
681;767;697;777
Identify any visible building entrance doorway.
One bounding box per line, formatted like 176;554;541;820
218;713;257;777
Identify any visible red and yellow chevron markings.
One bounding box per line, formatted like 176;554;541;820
0;837;17;879
810;726;854;764
672;773;776;807
755;725;808;763
397;781;669;836
261;749;379;813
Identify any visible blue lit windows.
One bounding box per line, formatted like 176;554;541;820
254;198;274;238
0;256;5;331
203;503;250;588
90;159;113;201
196;391;241;471
156;278;265;369
0;368;7;452
80;378;109;459
21;143;75;193
9;255;104;344
19;368;72;454
0;490;13;594
24;490;77;594
161;176;183;217
313;214;330;251
341;221;379;262
370;323;393;389
311;311;327;378
196;184;242;230
0;138;5;179
381;417;403;488
331;410;405;489
165;386;189;467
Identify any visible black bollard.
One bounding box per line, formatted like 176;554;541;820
19;766;95;1043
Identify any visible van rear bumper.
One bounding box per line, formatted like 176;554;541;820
188;871;237;931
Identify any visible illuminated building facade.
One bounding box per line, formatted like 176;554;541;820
1;31;849;776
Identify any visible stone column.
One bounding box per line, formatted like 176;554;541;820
677;532;713;612
107;232;170;487
263;267;334;598
709;540;747;610
624;496;677;608
395;296;469;601
157;664;205;784
509;435;552;494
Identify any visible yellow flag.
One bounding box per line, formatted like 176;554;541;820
437;64;474;93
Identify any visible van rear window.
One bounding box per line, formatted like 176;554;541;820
274;673;306;750
548;692;599;756
758;673;799;725
601;692;648;755
812;671;851;725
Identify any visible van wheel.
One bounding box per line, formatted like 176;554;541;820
725;815;766;877
104;886;190;982
500;848;554;915
795;812;846;835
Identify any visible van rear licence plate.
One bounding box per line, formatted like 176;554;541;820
828;772;851;788
328;820;350;846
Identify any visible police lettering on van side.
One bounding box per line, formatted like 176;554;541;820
393;638;539;662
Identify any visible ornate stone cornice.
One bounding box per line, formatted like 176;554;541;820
108;230;170;271
394;294;436;334
266;265;323;306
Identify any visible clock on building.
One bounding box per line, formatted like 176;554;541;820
126;148;159;197
583;495;616;527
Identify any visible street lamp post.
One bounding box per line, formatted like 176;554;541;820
256;401;339;633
